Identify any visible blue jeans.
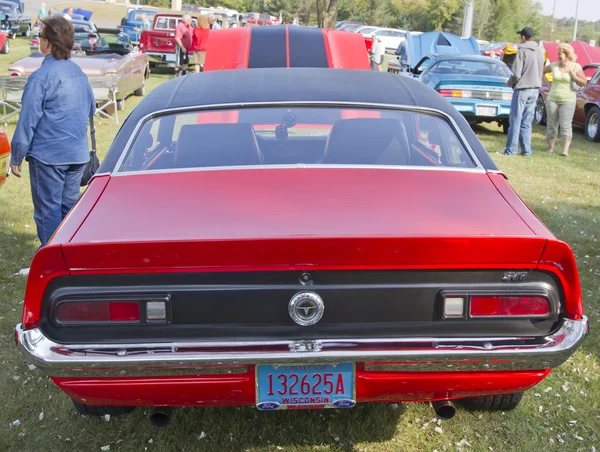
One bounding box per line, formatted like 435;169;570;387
28;157;85;246
504;88;538;156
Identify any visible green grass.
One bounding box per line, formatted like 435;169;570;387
1;38;600;452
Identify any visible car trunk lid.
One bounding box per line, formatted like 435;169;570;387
63;168;545;271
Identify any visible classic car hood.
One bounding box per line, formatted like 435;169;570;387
543;40;600;78
9;54;124;76
62;168;548;270
406;31;479;65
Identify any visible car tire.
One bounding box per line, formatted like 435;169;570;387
584;105;600;142
0;38;8;54
134;77;146;97
72;400;135;417
501;119;509;134
116;98;125;111
458;392;524;411
535;95;547;125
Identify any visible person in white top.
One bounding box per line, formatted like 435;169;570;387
208;14;222;30
370;37;384;71
64;7;73;21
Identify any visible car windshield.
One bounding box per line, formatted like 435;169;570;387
0;5;15;12
75;33;131;55
119;107;476;173
430;59;511;77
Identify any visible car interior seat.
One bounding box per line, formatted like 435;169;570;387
175;123;264;168
322;118;410;165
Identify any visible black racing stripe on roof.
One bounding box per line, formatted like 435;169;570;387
288;26;329;68
248;26;287;68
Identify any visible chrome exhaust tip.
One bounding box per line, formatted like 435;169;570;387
431;400;456;420
149;407;172;427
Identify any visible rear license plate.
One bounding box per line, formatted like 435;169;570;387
256;363;355;410
165;53;176;62
476;106;497;116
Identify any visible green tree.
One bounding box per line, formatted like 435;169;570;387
424;0;462;30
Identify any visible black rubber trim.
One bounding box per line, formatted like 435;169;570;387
248;26;287;68
288;26;329;68
38;270;563;344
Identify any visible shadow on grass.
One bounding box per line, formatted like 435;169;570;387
138;402;406;449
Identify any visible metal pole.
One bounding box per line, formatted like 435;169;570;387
572;0;580;42
462;2;474;38
549;0;556;41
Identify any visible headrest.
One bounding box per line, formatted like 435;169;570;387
175;123;263;169
323;118;410;165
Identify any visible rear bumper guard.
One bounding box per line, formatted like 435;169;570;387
16;317;588;378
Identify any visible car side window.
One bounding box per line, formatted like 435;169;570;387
591;70;600;85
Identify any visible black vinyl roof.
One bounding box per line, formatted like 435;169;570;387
100;68;498;172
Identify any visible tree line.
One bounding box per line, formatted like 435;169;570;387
145;0;600;44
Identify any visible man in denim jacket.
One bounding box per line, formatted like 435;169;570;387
9;16;95;247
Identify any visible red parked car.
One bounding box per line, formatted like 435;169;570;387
0;129;10;188
139;13;197;67
16;67;587;423
204;25;370;71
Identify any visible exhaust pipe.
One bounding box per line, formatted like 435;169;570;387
431;400;456;420
149;407;173;427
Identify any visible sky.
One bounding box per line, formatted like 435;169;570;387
539;0;600;22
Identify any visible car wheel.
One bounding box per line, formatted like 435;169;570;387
585;106;600;142
0;38;8;54
458;392;524;411
134;78;146;97
501;119;509;134
535;95;546;125
72;400;135;417
116;98;125;111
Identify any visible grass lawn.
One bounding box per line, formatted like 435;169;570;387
1;38;599;452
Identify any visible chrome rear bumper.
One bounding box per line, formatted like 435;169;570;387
16;317;588;378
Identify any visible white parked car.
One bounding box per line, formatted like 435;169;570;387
361;27;408;54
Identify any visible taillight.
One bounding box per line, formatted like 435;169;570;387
56;301;140;323
437;89;471;98
470;296;550;317
10;72;19;77
443;295;551;319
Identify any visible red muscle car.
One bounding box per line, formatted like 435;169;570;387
15;68;587;424
203;25;371;71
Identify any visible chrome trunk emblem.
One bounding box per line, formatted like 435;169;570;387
288;340;323;352
289;291;324;326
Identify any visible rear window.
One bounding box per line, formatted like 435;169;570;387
119;107;476;173
430;59;511;78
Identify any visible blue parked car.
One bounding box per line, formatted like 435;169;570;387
389;32;513;132
121;9;156;45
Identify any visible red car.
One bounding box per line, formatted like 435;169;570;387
0;129;10;187
204;25;370;71
139;13;198;67
535;63;600;141
16;68;587;424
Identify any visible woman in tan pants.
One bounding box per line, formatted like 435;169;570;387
191;15;210;73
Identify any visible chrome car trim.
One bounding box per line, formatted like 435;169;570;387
16;317;588;378
111;164;488;178
112;101;485;173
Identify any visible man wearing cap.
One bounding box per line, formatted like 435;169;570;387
503;27;545;156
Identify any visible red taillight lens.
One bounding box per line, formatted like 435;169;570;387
56;302;140;323
470;296;550;317
437;89;452;97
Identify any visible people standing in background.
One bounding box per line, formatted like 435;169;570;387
38;2;46;20
174;15;193;77
503;27;545;157
208;14;221;30
543;43;587;156
64;7;73;21
370;37;384;71
8;16;95;250
396;39;409;73
191;15;210;73
141;13;152;31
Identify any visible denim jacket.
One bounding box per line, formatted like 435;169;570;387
10;55;95;166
